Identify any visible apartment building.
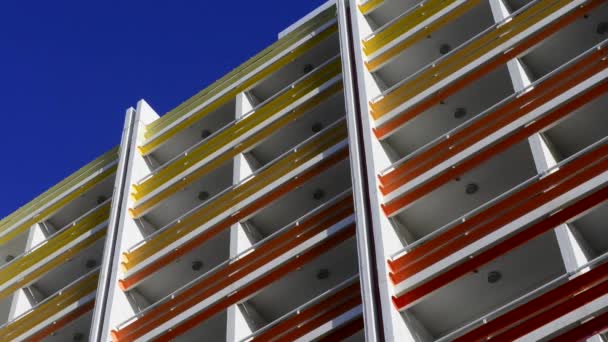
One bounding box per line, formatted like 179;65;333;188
1;0;607;341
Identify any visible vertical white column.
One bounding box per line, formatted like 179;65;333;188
489;0;594;274
7;223;51;320
226;92;267;342
342;0;430;340
490;1;601;340
91;101;158;342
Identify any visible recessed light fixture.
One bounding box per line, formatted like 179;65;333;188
198;191;209;201
454;107;467;119
85;259;97;269
303;64;314;74
191;260;204;271
73;332;84;341
439;43;451;55
487;270;502;284
313;189;325;201
97;195;107;205
316;268;330;280
311;122;323;133
5;255;14;263
201;129;212;139
465;183;479;195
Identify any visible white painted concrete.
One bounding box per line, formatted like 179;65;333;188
133;76;343;215
393;169;608;298
99;101;159;340
227;91;265;342
137;216;355;341
347;0;427;340
7;223;52;321
124;138;349;278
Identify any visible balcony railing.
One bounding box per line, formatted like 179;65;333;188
117;191;352;327
130;56;343;217
119;189;353;291
439;249;608;341
0;200;109;300
139;6;338;155
389;136;608;310
0;148;117;245
358;0;384;14
363;0;483;71
112;220;357;341
370;0;602;138
241;275;361;342
0;268;99;341
122;119;349;279
380;48;608;218
378;41;608;197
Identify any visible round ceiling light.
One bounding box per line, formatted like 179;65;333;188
316;268;330;280
465;183;479;195
191;260;204;271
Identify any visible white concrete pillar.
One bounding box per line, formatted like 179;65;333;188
94;101;159;340
528;134;594;271
489;0;595;274
490;1;601;340
226;92;267;342
341;0;428;340
7;222;52;321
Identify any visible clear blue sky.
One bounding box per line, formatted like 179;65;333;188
0;1;327;218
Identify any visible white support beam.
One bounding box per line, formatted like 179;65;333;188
138;216;355;341
7;222;51;321
227;91;267;342
342;0;428;340
491;0;596;274
485;3;603;341
91;101;159;342
294;305;363;342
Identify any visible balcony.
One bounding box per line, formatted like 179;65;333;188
0;147;117;246
138;5;339;157
111;202;357;341
369;0;600;139
240;277;362;341
389;135;608;310
0;269;99;341
0;200;109;301
120;120;350;288
364;0;494;73
409;230;564;339
439;202;608;340
130;57;344;219
379;41;608;216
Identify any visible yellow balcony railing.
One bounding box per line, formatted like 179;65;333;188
0;201;109;301
364;0;483;71
370;0;582;120
132;57;342;203
123;120;348;272
130;82;344;219
0;270;98;341
0;147;117;246
358;0;385;14
138;6;338;156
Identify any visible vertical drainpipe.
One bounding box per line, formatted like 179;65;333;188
89;107;137;342
336;1;385;341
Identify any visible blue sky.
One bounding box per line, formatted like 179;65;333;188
0;1;327;218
